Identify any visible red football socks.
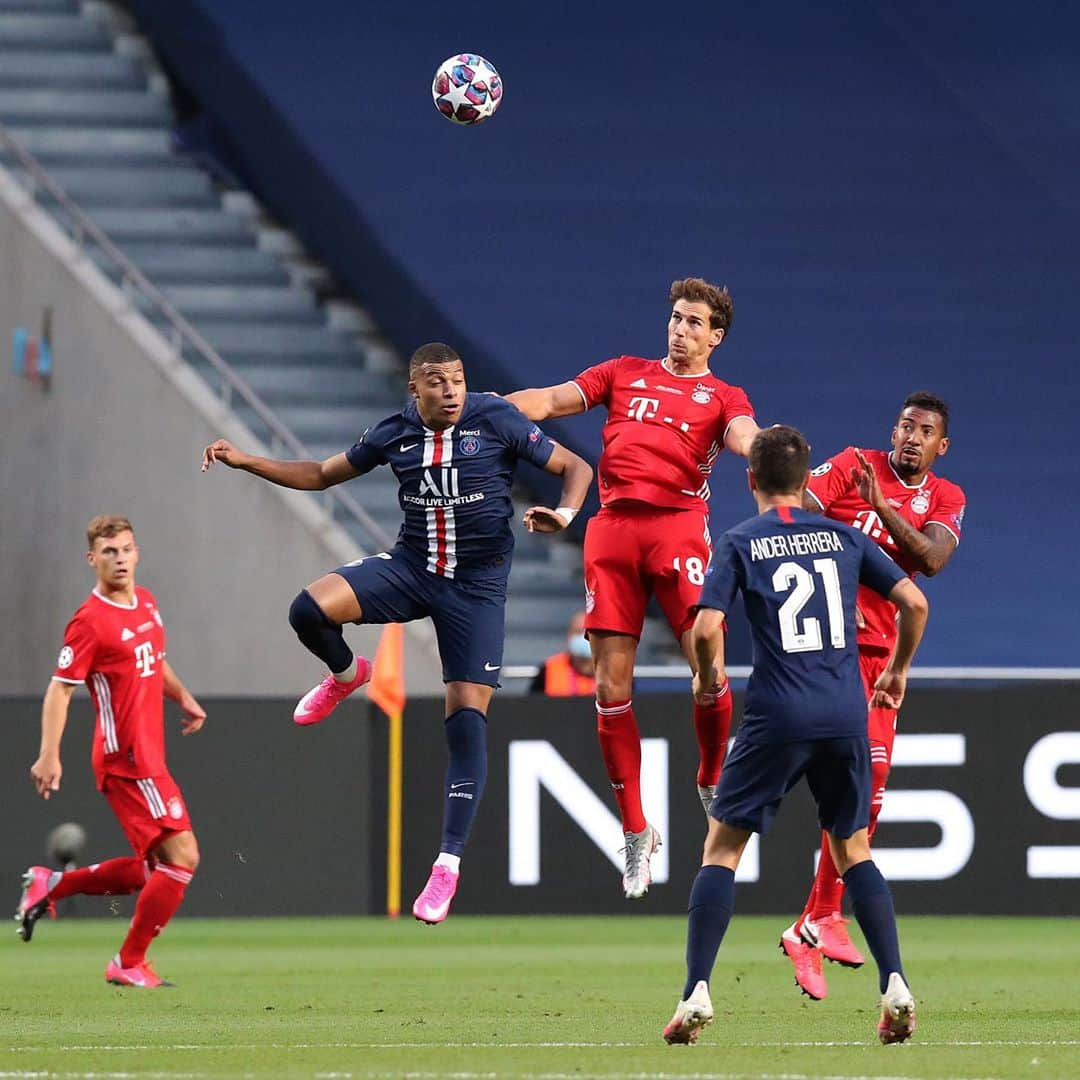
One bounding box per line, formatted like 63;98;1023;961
595;699;647;834
808;832;845;921
50;856;147;900
118;863;193;968
692;687;732;787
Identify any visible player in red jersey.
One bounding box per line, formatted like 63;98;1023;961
508;278;760;899
779;392;966;1000
15;516;206;988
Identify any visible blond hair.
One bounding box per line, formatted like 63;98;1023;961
87;514;134;550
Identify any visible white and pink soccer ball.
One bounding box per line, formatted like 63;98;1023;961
432;53;503;125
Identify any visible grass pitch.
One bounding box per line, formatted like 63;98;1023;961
4;914;1078;1079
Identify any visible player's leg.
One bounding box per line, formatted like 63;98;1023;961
785;652;892;979
412;579;501;924
291;552;421;726
665;737;802;1043
662;817;746;1044
653;511;732;816
809;655;893;959
583;511;661;896
16;853;149;942
102;775;194;987
810;737;914;1044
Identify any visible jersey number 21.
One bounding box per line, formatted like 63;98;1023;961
773;559;845;654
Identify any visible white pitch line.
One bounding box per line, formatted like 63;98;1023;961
0;1073;1011;1080
6;1039;1078;1052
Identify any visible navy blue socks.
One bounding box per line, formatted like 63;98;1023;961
683;864;736;999
288;590;353;673
440;708;488;857
843;858;905;993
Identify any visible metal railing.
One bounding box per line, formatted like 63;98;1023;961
0;119;394;551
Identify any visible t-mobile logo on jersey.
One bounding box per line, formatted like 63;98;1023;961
852;509;896;548
133;640;156;679
627;396;660;422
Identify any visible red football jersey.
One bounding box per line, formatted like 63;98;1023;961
52;586;168;783
572;355;755;511
807;447;966;652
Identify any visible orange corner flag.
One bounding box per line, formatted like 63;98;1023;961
367;622;405;718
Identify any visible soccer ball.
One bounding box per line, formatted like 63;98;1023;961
432;53;503;125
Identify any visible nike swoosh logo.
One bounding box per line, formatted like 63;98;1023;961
450;781;474;790
400;442;418;452
484;662;501;671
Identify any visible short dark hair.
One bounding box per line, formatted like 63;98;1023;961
901;390;949;435
669;277;734;333
410;342;462;372
748;426;810;495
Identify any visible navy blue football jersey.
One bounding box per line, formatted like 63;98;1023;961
699;506;906;742
345;393;557;581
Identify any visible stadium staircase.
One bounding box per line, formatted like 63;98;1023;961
0;0;609;673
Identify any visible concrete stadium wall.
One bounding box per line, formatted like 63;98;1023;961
0;170;442;696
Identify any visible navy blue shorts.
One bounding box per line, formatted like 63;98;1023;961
334;547;506;687
710;734;871;839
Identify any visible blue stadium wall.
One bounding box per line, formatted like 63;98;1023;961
128;0;1080;666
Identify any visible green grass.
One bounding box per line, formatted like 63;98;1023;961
4;915;1078;1078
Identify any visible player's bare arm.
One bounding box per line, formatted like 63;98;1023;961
871;578;929;710
162;659;206;736
690;608;728;704
852;448;956;576
724;415;761;458
522;443;594;533
32;679;78;799
201;440;360;491
505;381;588;422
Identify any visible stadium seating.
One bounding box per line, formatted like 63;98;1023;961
122;0;1080;667
0;0;594;670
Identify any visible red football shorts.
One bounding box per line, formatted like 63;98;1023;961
583;505;711;640
859;649;898;755
101;772;193;858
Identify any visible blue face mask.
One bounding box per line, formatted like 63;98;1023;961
568;635;592;660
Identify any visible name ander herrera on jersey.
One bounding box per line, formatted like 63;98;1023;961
346;393;557;578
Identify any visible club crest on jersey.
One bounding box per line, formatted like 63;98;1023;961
459;435;480;456
911;491;930;514
691;389;712;405
811;462;832;477
167;796;184;820
57;646;74;669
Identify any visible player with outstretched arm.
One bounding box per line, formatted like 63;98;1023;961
662;426;927;1047
201;342;592;924
508;278;760;900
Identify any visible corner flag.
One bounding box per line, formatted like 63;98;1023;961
367;623;406;917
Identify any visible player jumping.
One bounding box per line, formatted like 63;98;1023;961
779;392;965;1000
662;426;926;1047
507;278;760;899
201;342;592;924
17;515;207;988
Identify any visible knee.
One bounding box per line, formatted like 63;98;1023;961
160;833;199;872
594;671;632;704
289;589;327;633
